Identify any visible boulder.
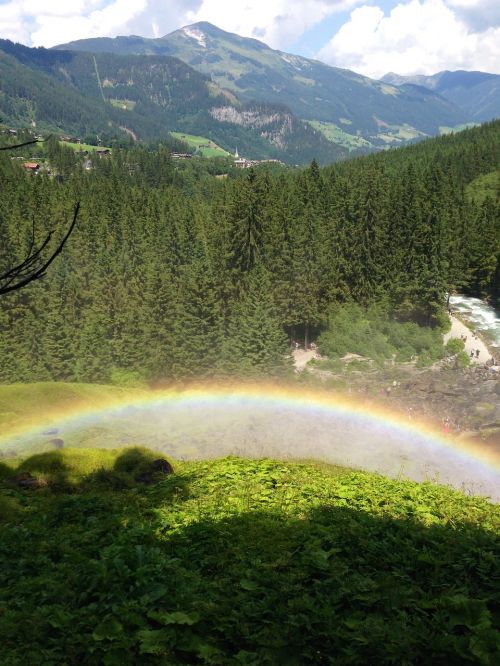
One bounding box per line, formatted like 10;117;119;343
135;459;174;484
151;459;174;475
13;472;47;489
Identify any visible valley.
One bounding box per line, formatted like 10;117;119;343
0;38;499;661
2;20;497;164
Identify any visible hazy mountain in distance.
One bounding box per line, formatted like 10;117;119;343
0;39;347;164
55;21;469;150
382;70;500;123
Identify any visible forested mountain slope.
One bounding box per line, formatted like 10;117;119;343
382;70;500;123
56;21;469;149
0;121;498;384
0;40;347;164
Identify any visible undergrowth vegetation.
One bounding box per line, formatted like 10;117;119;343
318;303;446;366
1;448;499;664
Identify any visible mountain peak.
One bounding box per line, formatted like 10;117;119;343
179;25;208;48
165;21;270;51
164;22;228;40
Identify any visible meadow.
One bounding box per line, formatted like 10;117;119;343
1;447;499;664
170;132;229;157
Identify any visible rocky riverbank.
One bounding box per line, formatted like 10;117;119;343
305;360;500;450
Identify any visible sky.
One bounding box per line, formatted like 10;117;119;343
0;0;498;79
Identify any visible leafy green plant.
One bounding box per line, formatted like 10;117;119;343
318;303;445;366
1;450;498;664
456;350;471;368
446;338;465;355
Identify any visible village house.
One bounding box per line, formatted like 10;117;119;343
22;161;40;173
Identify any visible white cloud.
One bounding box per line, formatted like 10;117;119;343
30;1;149;47
446;0;500;30
185;0;360;50
0;0;359;49
317;0;500;77
1;0;499;78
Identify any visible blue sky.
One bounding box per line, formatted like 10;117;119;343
0;0;499;78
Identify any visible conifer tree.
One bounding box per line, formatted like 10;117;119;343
220;269;292;377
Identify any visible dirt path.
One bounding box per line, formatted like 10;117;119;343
293;348;318;371
444;315;492;364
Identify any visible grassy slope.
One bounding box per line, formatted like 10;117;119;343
306;120;371;151
171;132;230;157
60;140;112;152
466;170;500;204
1;447;499;664
0;382;142;438
1;384;499;662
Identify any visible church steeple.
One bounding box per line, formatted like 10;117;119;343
234;146;239;158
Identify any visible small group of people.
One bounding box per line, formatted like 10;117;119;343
470;348;481;359
441;415;462;435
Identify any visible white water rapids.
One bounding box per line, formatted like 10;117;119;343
450;294;500;350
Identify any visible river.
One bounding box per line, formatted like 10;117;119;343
450;294;500;350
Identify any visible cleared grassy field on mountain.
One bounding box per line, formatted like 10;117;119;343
170;132;229;157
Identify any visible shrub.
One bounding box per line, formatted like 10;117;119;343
318;303;445;365
110;368;147;388
446;338;465;355
456;350;471;368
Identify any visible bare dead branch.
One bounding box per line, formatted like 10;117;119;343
0;202;80;295
0;139;40;151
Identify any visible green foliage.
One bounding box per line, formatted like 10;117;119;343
318;303;444;365
0;494;22;523
0;453;499;664
466;171;499;205
0;120;499;383
456;350;472;368
18;448;118;487
446;338;465;355
112;446;159;475
110;368;147;388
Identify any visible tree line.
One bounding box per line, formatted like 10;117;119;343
0;121;498;384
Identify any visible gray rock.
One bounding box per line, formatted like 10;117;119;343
151;459;174;475
14;472;47;489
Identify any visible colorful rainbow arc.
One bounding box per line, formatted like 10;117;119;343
2;383;499;473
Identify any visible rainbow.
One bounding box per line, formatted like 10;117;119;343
2;383;499;499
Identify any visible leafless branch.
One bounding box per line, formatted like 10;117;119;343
0;139;39;151
0;202;80;295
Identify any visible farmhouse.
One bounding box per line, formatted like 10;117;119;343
22;162;40;173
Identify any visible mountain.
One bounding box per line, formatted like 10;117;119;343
382;70;500;123
55;21;470;149
0;39;347;164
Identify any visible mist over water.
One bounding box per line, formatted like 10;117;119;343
6;394;500;502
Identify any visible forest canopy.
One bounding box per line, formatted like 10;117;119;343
0;120;498;384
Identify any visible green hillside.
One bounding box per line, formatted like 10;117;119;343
466;170;500;204
0;382;142;439
56;21;470;149
1;449;499;664
0;40;347;164
0;120;498;385
171;132;229;157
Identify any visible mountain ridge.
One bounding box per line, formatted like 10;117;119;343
54;21;470;149
0;38;348;164
382;70;500;123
